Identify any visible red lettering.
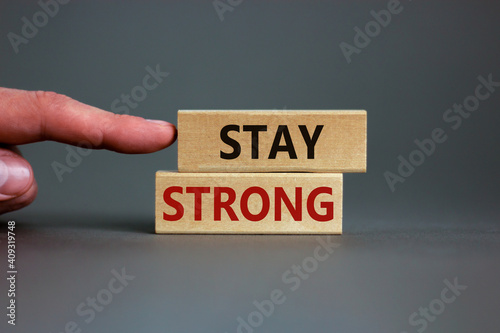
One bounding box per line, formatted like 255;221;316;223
163;186;184;221
240;187;270;221
307;187;333;221
163;185;335;223
186;187;211;221
214;187;238;221
275;187;302;221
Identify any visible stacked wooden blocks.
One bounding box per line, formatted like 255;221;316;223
155;110;367;234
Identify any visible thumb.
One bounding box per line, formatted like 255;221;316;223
0;147;37;214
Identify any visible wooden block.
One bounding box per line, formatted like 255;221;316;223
178;110;366;173
155;171;342;234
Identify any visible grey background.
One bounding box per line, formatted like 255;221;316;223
0;1;499;332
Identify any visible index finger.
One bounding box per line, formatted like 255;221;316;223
0;88;177;153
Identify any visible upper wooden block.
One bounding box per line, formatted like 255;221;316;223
177;110;366;173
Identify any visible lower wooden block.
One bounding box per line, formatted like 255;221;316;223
155;172;342;234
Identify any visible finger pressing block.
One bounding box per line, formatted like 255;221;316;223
155;172;342;234
177;110;366;173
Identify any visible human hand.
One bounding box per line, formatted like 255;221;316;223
0;88;177;214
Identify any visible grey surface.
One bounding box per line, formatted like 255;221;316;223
2;216;499;332
0;0;499;332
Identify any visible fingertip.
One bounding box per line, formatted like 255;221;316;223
145;119;174;127
0;155;34;201
143;119;177;152
0;180;38;215
160;121;177;147
100;116;177;154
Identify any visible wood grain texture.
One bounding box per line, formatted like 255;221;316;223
178;110;366;173
156;171;342;234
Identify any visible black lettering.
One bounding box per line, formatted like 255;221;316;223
299;125;323;159
243;125;267;159
220;124;241;159
268;125;297;159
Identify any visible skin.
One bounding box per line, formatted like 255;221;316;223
0;87;177;214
